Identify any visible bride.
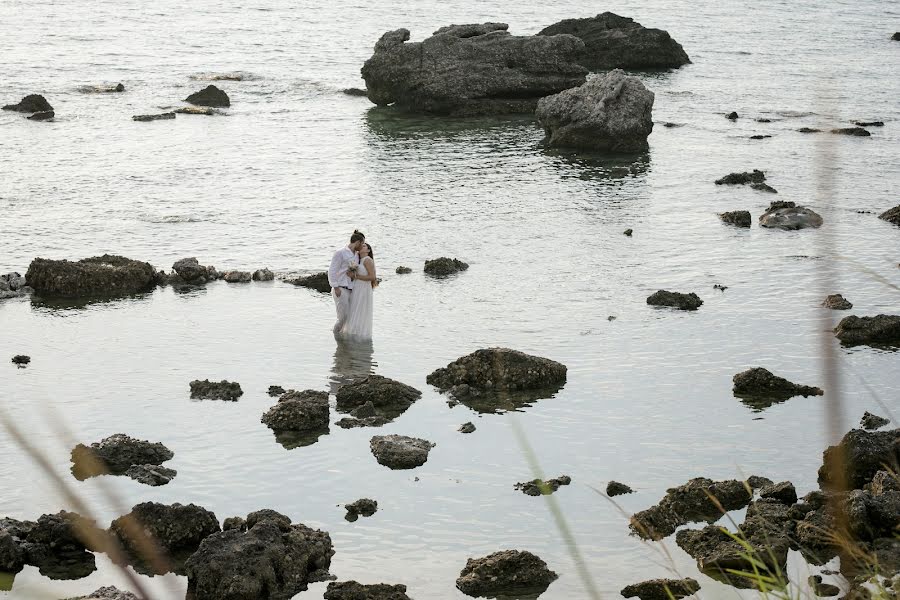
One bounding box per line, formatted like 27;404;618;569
341;243;376;339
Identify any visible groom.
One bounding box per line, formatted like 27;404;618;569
328;230;365;335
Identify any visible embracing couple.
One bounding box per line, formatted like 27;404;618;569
329;230;377;340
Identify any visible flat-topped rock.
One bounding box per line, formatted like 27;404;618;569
64;586;139;600
184;85;230;107
424;257;468;276
834;314;900;346
78;83;125;93
335;375;421;425
124;464;177;486
223;270;251;283
133;112;175;121
719;210;751;227
427;348;567;393
3;94;53;113
621;578;700;600
189;379;243;401
646;290;702;310
25;255;156;298
831;127;870;136
732;367;823;402
324;581;412;600
71;434;173;480
456;550;558;597
370;435;434;469
819;427;900;490
759;202;823;230
262;390;329;432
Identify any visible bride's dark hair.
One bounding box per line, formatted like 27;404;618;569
364;243;374;259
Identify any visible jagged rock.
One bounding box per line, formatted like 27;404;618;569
759;481;798;505
732;367;823;407
361;24;587;116
515;475;571;496
324;581;412;600
624;228;633;236
879;205;900;225
252;268;274;281
715;170;765;185
726;111;739;120
287;271;331;293
78;83;125;94
630;477;751;540
344;499;377;521
28;111;54;121
71;434;174;480
133;113;175;121
3;94;53;112
831;127;870;136
175;106;219;115
184;85;230;107
11;355;30;367
261;390;329;432
822;294;852;310
747;475;775;489
1;272;26;291
751;182;778;193
351;401;377;418
370;435;434;469
222;517;246;532
456;550;557;597
607;481;634;497
185;509;333;599
336;416;390;429
646;290;702;310
834;315;900;346
336;375;421;424
621;578;700;600
535;69;654;152
759;201;823;230
843;488;900;541
268;385;286;397
64;586;139;600
719;210;751;227
395;266;412;274
424;257;468;276
808;575;840;597
25;255;156;298
0;522;27;573
537;12;689;71
20;511;101;580
868;470;900;495
819;428;900;490
110;502;220;574
894;32;900;41
125;464;177;486
172;257;216;283
459;422;476;433
189;379;243;401
861;412;890;430
223;270;251;283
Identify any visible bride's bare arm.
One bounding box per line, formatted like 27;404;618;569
358;257;377;282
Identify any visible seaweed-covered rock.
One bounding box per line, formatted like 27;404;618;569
70;434;174;480
732;367;823;407
184;85;230;107
759;203;823;230
370;435;434;469
2;94;53;113
423;257;469;277
715;170;765;185
822;294;852;310
324;581;412;600
172;257;217;283
268;385;286;397
819;428;900;490
133;112;175;122
189;379;243;401
607;481;634;497
861;412;890;430
261;390;329;432
110;502;220;574
621;578;700;600
287;271;331;293
834;315;900;346
630;477;752;540
184;509;333;600
537;12;689;71
25;255;156;298
515;475;571;496
646;290;702;311
456;550;558;597
831;127;870;136
124;464;177;486
64;586;140;600
535;68;654;152
361;24;587;116
335;375;421;424
879;205;900;226
427;348;567;394
719;210;751;228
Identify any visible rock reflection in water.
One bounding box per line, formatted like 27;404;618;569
451;385;565;414
543;149;651;182
273;429;329;450
330;335;376;394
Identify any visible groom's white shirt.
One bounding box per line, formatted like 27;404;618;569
328;245;357;290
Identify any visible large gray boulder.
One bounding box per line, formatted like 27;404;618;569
261;390;329;432
335;375;421;425
537;12;690;71
25;255;156;298
834;315;900;346
361;24;587;116
184;510;333;600
3;94;53;113
427;348;567;393
370;435;434;469
456;550;558;597
819;428;900;490
759;201;823;230
536;69;654;152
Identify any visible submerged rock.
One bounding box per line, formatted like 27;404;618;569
133;112;175;122
646;290;702;310
537;12;689;71
261;390;329;433
335;375;421;424
287;271;331;293
798;127;821;133
427;348;567;397
719;210;751;227
515;475;571;496
630;477;752;540
175;106;219;115
252;268;274;281
361;24;587;116
822;294;852;310
607;481;634;497
64;586;139;600
370;435;434;469
621;578;700;600
184;85;230;107
751;182;778;193
344;498;378;521
831;127;870;136
189;379;243;401
726;111;739;120
395;266;412;274
28;110;54;121
223;270;252;283
341;88;368;97
79;83;125;93
861;411;890;430
759;202;823;230
124;464;177;486
324;581;412;600
2;94;53;113
879;205;900;225
535;68;654;152
25;255;156;298
456;550;558;597
70;434;174;480
732;367;823;408
11;355;30;367
1;272;26;291
818;428;900;490
423;257;468;277
184;509;333;600
714;170;765;185
834;315;900;346
855;120;884;127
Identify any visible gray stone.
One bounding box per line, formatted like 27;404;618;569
515;475;571;496
252;268;274;281
185;85;230;107
2;272;26;291
819;428;900;490
286;271;331;293
822;294;852;310
71;434;173;479
719;210;751;227
759;203;823;230
607;481;634;496
125;464;177;486
28;111;54;121
732;367;823;404
223;270;251;283
324;581;412;600
715;170;765;185
172;257;215;282
261;390;329;432
879;205;900;225
190;379;243;401
3;94;53;113
861;411;890;430
395;266;412;274
424;257;468;276
646;290;702;310
133;113;175;121
370;435;434;469
64;586;139;600
344;499;377;518
25;255;156;298
831;127;870;136
456;550;557;597
759;481;798;505
621;578;700;600
459;422;476;433
427;348;567;393
834;315;900;346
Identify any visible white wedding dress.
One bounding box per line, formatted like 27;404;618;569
341;258;374;339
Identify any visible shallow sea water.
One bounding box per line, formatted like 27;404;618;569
1;0;899;597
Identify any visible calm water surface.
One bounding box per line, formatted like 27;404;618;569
1;0;899;597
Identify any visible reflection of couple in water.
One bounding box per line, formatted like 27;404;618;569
330;335;375;394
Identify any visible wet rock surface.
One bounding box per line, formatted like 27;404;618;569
456;550;558;597
335;375;421;426
715;170;765;185
759;481;798;505
133;112;175;121
262;390;329;435
3;94;53;113
110;502;220;575
3;511;102;580
64;586;140;600
646;290;702;310
428;348;567;397
861;411;890;430
25;255;156;298
223;270;252;283
537;12;690;71
515;475;571;496
370;435;435;469
630;477;752;540
189;379;243;401
822;294;852;310
78;83;125;94
185;84;230;107
395;266;412;274
759;201;823;230
184;509;334;600
124;464;177;486
344;499;378;522
607;481;634;496
621;578;700;600
361;24;587;116
268;385;286;396
324;581;412;600
28;110;54;121
879;205;900;225
175;106;220;115
818;427;900;490
70;434;174;481
252;268;274;281
751;181;778;193
11;355;30;367
423;257;469;277
172;257;218;283
831;127;870;136
834;314;900;346
459;422;476;433
732;367;823;409
287;271;331;293
536;68;655;152
719;210;751;227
